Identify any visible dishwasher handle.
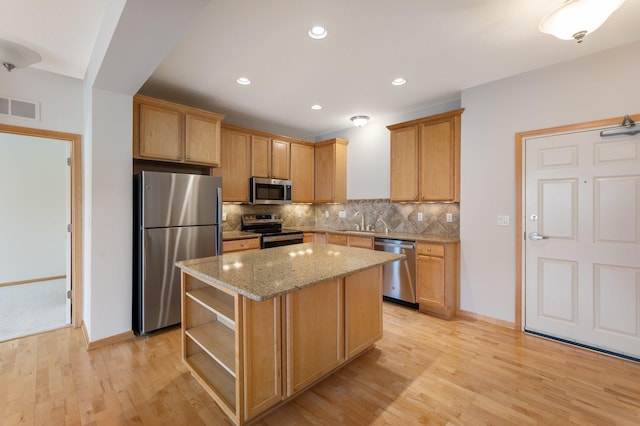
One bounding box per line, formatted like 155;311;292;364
374;241;415;250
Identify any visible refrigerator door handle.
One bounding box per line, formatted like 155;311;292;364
217;186;223;255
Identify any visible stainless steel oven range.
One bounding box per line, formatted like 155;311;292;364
241;213;303;248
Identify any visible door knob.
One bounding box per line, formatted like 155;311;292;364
528;232;549;241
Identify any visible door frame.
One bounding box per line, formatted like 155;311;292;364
514;114;640;330
0;124;83;328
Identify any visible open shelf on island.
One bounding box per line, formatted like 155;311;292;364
186;286;235;325
185;320;235;376
185;343;236;412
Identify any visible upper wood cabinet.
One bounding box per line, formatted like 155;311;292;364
212;127;252;202
251;136;290;179
133;94;224;166
315;138;348;204
387;108;463;202
290;143;315;203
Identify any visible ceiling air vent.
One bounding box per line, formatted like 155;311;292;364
0;96;39;120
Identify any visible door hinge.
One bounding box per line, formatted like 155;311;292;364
67;157;72;166
66;290;72;300
67;224;72;233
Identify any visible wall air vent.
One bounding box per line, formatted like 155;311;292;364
0;96;39;121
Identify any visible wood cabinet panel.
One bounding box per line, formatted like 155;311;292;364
138;103;183;161
290;143;314;203
251;135;271;178
185;113;221;165
390;126;419;201
416;242;459;319
285;279;344;396
222;238;260;253
315;138;348;203
243;297;283;419
388;109;463;202
347;235;374;249
345;266;382;359
327;233;348;246
134;95;223;166
213;128;252;202
271;139;290;179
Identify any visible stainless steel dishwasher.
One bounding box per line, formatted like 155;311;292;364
374;238;417;306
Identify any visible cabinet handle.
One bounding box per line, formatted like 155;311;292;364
177;155;183;160
186;156;191;160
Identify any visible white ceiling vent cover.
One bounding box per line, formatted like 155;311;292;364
0;96;39;121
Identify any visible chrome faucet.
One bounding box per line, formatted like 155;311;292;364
375;218;389;235
354;211;365;231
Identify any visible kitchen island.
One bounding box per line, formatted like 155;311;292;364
176;243;403;425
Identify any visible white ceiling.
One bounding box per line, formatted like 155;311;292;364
3;0;640;137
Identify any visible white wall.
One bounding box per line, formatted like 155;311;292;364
0;68;83;134
318;99;461;199
0;134;67;282
460;41;640;323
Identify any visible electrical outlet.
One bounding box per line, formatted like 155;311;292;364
297;210;302;218
222;212;227;221
497;215;510;226
339;210;346;219
325;211;329;218
417;212;424;221
446;213;453;223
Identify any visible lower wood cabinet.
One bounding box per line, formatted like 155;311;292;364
285;279;344;396
416;242;459;319
327;233;348;246
222;237;260;253
181;265;384;425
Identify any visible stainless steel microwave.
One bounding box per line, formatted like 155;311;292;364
250;177;292;205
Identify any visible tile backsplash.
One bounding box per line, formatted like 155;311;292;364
223;199;459;237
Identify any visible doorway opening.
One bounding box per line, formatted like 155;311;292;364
0;124;82;342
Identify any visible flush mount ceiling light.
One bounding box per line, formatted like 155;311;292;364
539;0;626;43
350;115;370;127
391;78;407;86
308;26;328;40
0;39;41;72
310;104;323;110
236;77;251;85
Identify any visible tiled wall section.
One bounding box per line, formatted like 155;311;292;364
223;200;459;237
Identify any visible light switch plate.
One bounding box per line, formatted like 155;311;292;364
297;210;302;218
325;211;329;218
446;213;453;223
497;215;510;226
339;210;346;219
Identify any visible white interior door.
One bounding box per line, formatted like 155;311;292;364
524;127;640;359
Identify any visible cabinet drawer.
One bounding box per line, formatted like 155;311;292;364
417;242;444;257
223;238;260;253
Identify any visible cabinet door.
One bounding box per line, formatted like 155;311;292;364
345;267;382;359
390;126;419;202
313;233;327;244
251;135;271;178
271;139;290;180
290;143;314;202
417;254;446;310
327;233;348;246
185;113;221;166
314;140;347;203
213;129;251;202
243;297;283;420
419;120;455;201
285;279;344;396
138;103;183;161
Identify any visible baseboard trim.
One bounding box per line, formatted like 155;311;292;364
81;321;134;351
457;309;516;330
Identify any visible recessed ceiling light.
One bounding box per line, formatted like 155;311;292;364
308;26;328;40
392;78;407;86
236;77;251;85
311;104;323;110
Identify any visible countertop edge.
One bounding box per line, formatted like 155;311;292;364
295;227;459;243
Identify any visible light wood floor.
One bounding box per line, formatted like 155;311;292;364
1;303;639;425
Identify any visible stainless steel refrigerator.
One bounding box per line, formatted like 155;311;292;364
134;171;222;334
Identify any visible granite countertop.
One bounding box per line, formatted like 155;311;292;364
222;230;261;241
176;242;404;301
295;226;459;244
